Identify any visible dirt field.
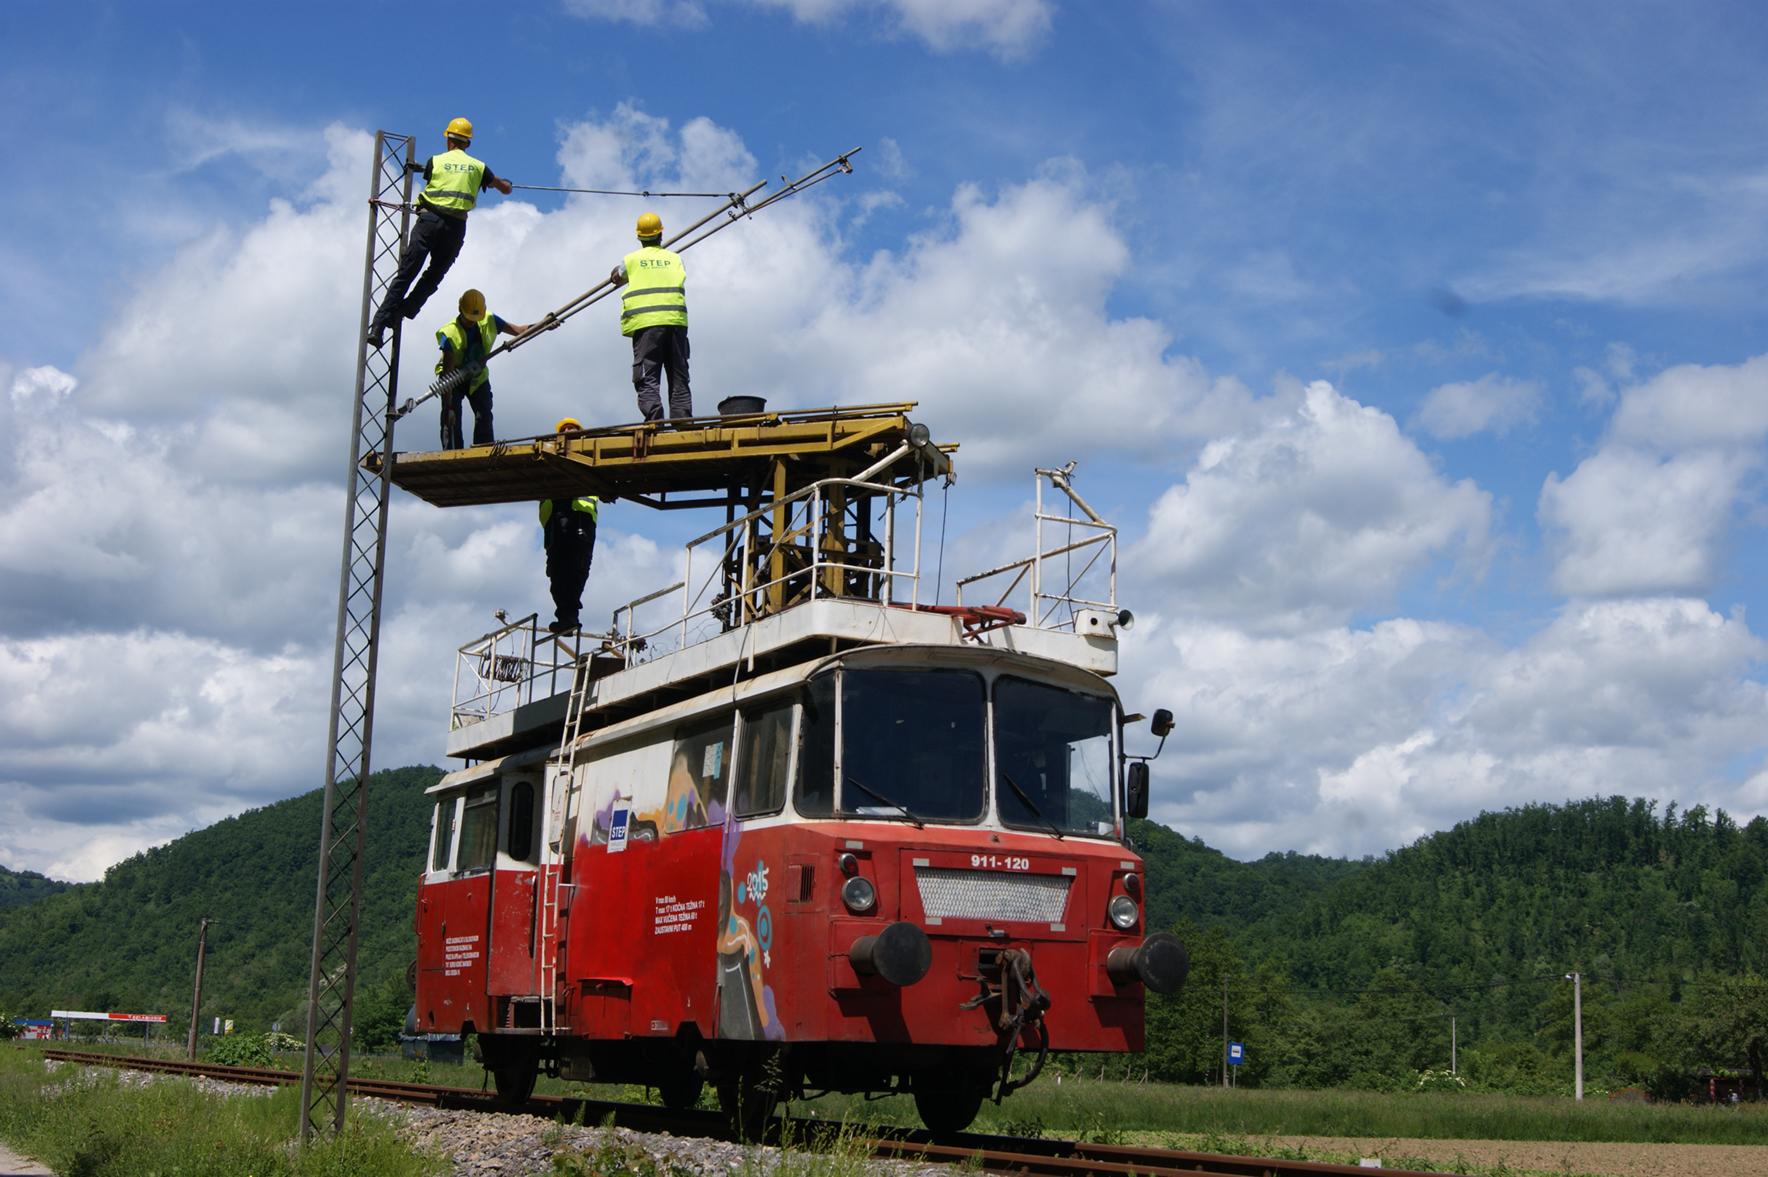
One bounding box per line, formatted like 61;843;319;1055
1277;1134;1768;1177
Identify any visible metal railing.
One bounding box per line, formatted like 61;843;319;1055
610;476;923;662
955;462;1117;631
450;614;583;729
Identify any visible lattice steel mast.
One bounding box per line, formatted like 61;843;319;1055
299;129;414;1139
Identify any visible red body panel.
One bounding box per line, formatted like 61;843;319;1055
415;873;491;1033
418;821;1149;1053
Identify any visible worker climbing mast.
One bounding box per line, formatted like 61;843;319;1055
298;126;860;1139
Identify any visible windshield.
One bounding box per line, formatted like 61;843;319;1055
795;667;986;823
994;676;1116;836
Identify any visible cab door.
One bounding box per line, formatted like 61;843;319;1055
415;786;496;1033
487;774;543;996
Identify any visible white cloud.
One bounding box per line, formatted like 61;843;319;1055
8;365;76;411
4;105;1766;886
566;0;1052;57
1540;446;1751;597
1540;353;1768;597
1415;372;1541;439
561;0;709;28
1130;598;1767;861
1131;381;1491;632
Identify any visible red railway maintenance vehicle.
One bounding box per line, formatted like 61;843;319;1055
386;403;1187;1135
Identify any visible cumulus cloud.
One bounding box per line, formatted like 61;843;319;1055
9;365;76;411
1540;354;1768;597
5;105;1767;886
1128;598;1767;860
561;0;709;28
1415;372;1540;439
565;0;1053;58
1131;381;1491;632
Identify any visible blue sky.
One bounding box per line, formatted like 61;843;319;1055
3;0;1767;879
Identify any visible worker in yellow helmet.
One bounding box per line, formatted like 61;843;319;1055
609;211;692;422
434;289;533;449
368;117;515;349
540;418;600;633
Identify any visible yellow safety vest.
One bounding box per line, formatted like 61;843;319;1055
435;315;499;392
619;247;687;336
420;149;485;215
539;497;600;526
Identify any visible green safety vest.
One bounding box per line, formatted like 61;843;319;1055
435;315;499;392
619;246;687;336
539;497;600;526
420;149;485;215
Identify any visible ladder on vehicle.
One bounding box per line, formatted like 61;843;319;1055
539;646;595;1034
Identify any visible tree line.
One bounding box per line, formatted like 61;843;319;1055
1;774;1762;1096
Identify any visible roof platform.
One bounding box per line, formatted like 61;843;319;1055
373;402;954;511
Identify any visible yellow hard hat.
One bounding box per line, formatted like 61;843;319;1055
555;417;583;433
636;211;663;239
458;289;486;322
445;117;474;142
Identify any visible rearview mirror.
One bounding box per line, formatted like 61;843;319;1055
1125;761;1149;820
1150;709;1174;739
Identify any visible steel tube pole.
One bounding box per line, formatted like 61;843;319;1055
186;917;211;1060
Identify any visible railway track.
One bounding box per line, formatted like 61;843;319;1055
42;1050;1455;1176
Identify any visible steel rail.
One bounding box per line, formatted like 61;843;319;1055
44;1050;1459;1176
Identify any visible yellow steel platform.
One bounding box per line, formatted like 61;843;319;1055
373;403;953;510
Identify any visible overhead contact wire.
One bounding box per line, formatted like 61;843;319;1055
507;184;737;198
402;146;861;417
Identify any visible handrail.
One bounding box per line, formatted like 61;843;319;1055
607;475;923;662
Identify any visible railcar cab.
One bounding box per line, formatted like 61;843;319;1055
549;641;1185;1133
415;753;548;1053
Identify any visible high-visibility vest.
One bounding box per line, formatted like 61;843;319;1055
619;247;687;336
435;315;499;392
420;149;485;215
539;497;600;526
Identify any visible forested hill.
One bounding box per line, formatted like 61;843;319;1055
1243;796;1768;991
0;865;70;910
0;766;439;1029
1138;797;1768;1094
3;776;1763;1092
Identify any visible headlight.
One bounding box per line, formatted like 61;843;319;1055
1108;894;1138;930
841;875;878;914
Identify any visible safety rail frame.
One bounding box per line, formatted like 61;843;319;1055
955;462;1117;631
609;475;923;662
450;614;582;730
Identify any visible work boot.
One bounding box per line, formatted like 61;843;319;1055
548;619;580;634
365;326;386;349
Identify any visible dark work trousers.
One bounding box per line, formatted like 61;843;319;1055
370;208;467;336
544;510;597;628
441;380;495;450
630;324;692;421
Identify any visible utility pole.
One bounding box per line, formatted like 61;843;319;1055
1565;971;1584;1101
186;917;212;1060
1221;975;1230;1089
1451;1014;1457;1076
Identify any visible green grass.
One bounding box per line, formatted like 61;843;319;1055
0;1043;445;1177
790;1072;1768;1147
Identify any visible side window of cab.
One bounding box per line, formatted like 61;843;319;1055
735;697;794;818
664;717;732;833
430;796;458;872
455;785;499;872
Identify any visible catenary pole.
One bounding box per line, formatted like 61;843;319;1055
186;917;211;1060
1221;975;1229;1089
1568;971;1584;1100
